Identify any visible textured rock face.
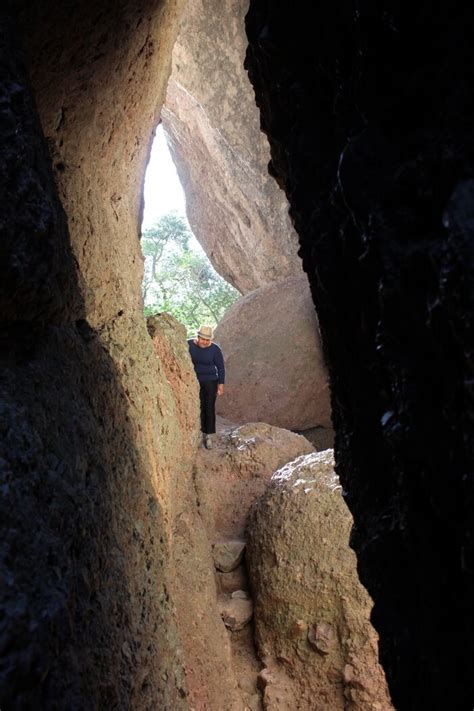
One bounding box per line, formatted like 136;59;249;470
1;3;318;708
0;3;224;708
215;275;331;431
245;4;474;709
15;0;185;329
194;423;314;539
162;0;302;293
246;450;393;710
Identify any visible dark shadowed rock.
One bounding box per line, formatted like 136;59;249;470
245;4;474;708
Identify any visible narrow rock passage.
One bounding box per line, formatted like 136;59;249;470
216;558;260;711
193;423;314;710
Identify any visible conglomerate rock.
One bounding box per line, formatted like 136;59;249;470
246;450;393;711
215;275;332;431
0;4;189;706
162;0;302;293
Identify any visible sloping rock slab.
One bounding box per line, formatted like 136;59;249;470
194;422;314;539
246;450;393;710
215;275;331;431
162;0;302;294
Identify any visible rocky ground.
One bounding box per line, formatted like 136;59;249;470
195;423;314;710
192;423;393;710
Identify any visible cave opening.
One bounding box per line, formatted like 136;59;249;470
141;123;239;338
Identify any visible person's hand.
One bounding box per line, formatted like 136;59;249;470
217;384;225;396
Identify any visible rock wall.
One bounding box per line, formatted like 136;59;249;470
15;0;183;328
0;2;225;707
7;1;471;708
162;0;302;294
245;3;474;710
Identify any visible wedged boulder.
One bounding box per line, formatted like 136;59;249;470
246;450;393;711
220;598;254;632
212;540;246;572
162;0;302;293
215;275;332;431
194;422;314;539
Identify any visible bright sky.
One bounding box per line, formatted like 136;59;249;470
142;124;205;256
142;124;186;227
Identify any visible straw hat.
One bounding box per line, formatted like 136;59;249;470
197;325;214;340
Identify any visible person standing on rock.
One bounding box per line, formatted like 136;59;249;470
188;325;225;449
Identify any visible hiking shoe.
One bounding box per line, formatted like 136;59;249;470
204;435;214;450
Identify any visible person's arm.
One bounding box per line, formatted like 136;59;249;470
214;346;225;395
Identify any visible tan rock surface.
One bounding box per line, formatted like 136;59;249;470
147;314;245;710
194;421;312;711
162;0;302;293
215;275;332;431
20;0;186;329
13;2;258;704
3;5;197;708
194;422;314;540
220;598;254;632
246;450;393;710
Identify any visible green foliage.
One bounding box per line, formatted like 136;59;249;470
141;213;239;336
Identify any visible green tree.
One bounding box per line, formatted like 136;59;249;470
142;213;239;335
141;213;190;302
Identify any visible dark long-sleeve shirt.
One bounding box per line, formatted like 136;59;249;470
187;339;225;384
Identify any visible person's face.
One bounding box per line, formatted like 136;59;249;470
197;336;212;348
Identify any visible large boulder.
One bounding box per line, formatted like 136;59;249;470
246;450;393;711
215;275;332;431
162;0;302;293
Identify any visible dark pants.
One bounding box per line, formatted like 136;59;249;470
199;380;218;434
